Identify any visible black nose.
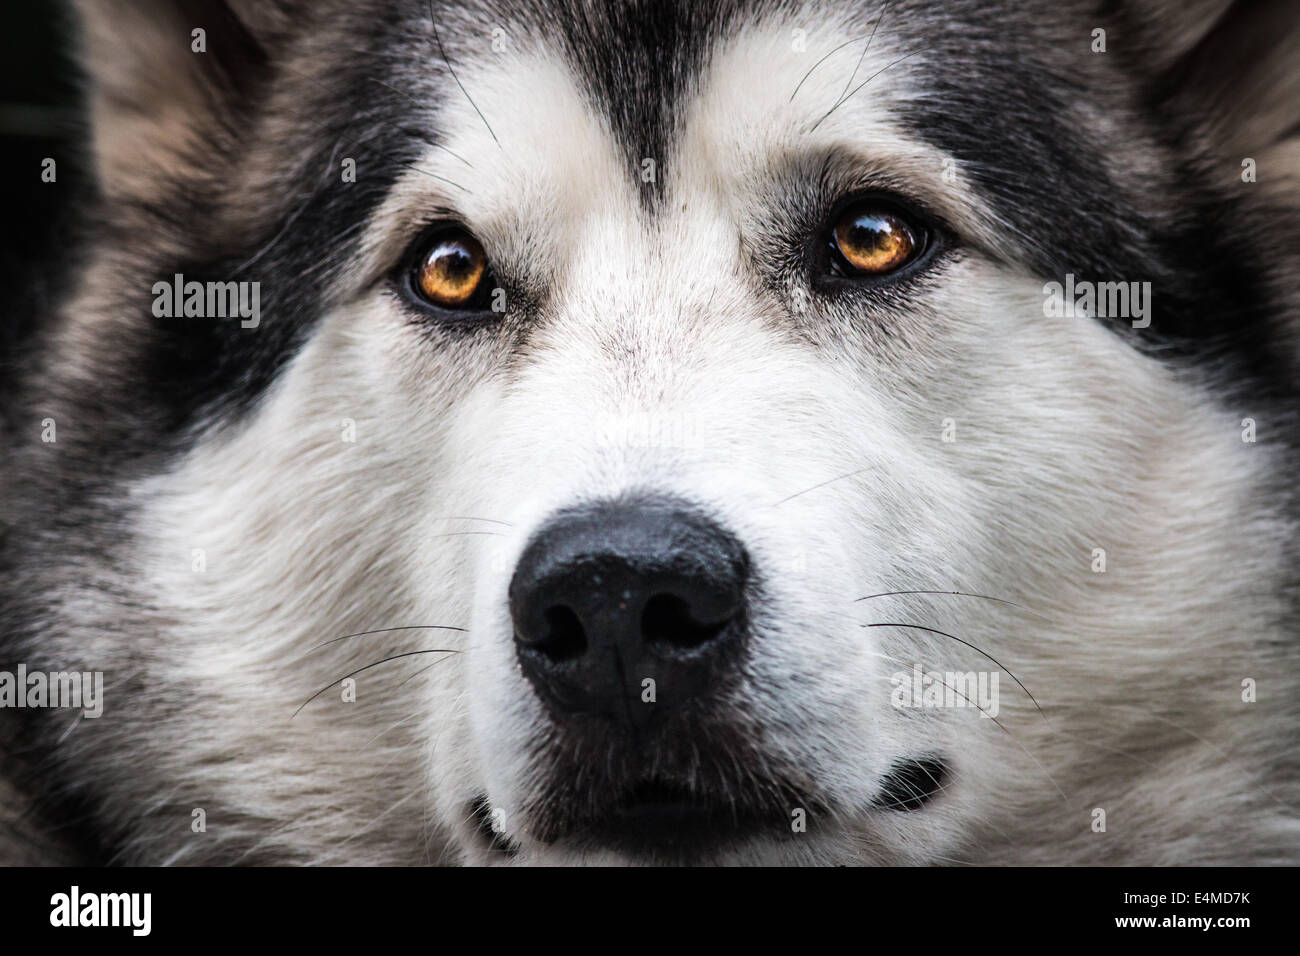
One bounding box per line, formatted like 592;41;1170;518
509;498;750;729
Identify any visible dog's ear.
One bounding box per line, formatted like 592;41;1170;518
74;0;302;200
1125;0;1300;193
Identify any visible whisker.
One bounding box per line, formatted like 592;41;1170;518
55;713;82;745
1105;705;1295;812
293;649;460;719
863;621;1045;717
428;530;504;538
1044;726;1156;769
429;516;514;526
310;624;467;653
427;1;500;148
856;589;1053;622
925;851;981;866
334;790;421;849
361;76;475;168
858;645;1001;721
770;465;876;506
397;161;468;192
874;756;957;813
860;644;1069;806
395;659;446;688
835;2;889;106
863;642;1066;805
789;33;869;102
360;708;425;747
809;47;932;133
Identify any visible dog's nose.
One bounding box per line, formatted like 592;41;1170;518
509;498;750;729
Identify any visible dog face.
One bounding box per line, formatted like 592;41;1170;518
3;0;1298;865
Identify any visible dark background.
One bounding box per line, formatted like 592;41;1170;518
0;4;86;363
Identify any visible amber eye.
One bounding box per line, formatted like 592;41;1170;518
412;229;489;309
829;203;921;276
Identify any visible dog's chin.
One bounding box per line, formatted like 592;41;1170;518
464;780;810;865
463;754;951;865
505;803;851;866
551;780;793;864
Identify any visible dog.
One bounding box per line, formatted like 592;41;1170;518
1;0;1297;865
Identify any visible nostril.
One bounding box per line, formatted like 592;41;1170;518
534;605;587;660
641;593;731;651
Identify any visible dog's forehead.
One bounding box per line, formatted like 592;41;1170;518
399;5;955;247
429;0;783;185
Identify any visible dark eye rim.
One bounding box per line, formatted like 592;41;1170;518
810;192;946;290
397;222;499;318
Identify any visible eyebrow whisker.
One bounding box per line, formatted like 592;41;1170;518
836;2;890;105
809;47;932;133
427;1;501;148
790;34;869;102
363;75;476;168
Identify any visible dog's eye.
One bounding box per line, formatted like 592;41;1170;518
411;228;490;309
828;202;922;276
